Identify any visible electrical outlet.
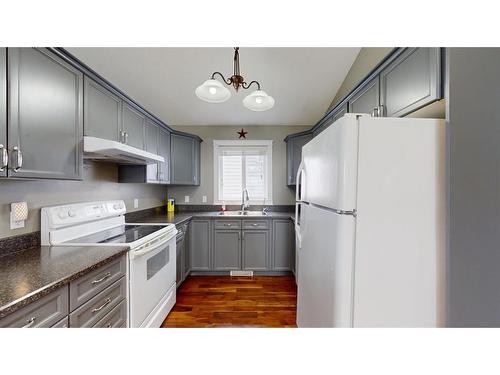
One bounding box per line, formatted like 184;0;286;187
202;196;207;203
133;198;139;209
184;195;190;203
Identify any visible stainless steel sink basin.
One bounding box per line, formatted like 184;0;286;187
217;210;267;216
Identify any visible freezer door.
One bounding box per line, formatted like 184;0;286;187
296;203;356;327
301;114;360;211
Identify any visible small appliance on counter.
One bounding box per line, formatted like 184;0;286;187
167;199;175;213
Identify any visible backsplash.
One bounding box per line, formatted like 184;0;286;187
174;204;294;213
0;161;167;239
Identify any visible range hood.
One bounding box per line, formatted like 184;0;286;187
84;136;164;165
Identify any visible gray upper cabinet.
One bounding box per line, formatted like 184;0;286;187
213;230;241;270
84;76;121;142
189;220;211;271
0;48;6;178
171;133;201;185
8;48;83;180
145;118;159;154
272;219;295;271
379;47;441;117
348;76;380;116
122;103;145;150
313;103;348;137
242;230;269;271
158;126;171;184
285;132;313;186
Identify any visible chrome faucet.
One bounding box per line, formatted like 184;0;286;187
241;188;250;213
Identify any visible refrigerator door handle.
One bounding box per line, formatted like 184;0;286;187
296;161;305;202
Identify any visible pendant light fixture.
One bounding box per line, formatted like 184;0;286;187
195;47;275;111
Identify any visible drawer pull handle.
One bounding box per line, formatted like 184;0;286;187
22;316;36;328
91;272;112;285
224;223;232;226
106;323;112;328
92;298;112;313
252;223;258;226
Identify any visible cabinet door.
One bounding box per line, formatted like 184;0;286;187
348;76;380;116
286;133;312;186
0;48;6;177
189;220;211;271
273;220;295;271
84;76;121;142
122;103;145;150
8;48;83;180
183;227;191;275
314;103;348;137
158;126;171;184
242;230;269;271
193;139;201;186
171;133;195;185
176;237;185;287
145;118;159;154
380;47;441;117
213;230;241;270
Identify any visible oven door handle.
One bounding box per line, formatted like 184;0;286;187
131;231;177;259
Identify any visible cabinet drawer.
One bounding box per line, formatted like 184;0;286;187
69;277;126;328
52;316;69;328
0;286;68;328
242;220;269;230
93;300;127;328
69;256;126;310
214;220;241;230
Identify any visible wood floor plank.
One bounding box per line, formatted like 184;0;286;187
161;275;297;328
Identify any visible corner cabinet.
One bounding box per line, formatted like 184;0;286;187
285;132;313;186
170;133;201;185
189;220;211;271
6;48;83;180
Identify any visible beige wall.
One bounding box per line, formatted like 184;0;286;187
328;48;393;111
167;125;310;206
0;161;167;239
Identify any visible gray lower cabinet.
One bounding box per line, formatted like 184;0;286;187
313;103;347;137
122;102;145;150
92;300;127;328
176;233;185;286
379;47;441;117
189;220;211;271
348;76;380;116
0;285;69;328
242;230;269;271
213;230;241;270
272;219;295;271
285;132;313;186
7;48;83;180
84;76;121;142
0;48;6;178
170;133;201;185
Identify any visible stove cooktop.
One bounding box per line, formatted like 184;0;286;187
67;224;169;245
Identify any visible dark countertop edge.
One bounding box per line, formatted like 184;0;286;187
161;212;295;226
0;248;128;319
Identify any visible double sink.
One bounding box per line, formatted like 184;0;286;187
218;210;267;216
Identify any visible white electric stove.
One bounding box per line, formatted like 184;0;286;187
41;200;177;328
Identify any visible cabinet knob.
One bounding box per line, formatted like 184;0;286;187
11;146;23;172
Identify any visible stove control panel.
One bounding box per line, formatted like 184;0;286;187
42;200;127;228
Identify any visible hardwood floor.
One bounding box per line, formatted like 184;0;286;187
161;275;297;328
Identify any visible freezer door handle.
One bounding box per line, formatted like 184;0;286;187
295;161;305;202
295;202;302;249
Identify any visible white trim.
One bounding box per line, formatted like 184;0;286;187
213;140;273;205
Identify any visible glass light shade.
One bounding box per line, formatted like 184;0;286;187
195;79;231;103
243;90;275;111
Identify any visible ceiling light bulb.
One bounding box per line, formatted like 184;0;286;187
209;87;217;95
243;90;275;111
255;97;263;104
195;79;231;103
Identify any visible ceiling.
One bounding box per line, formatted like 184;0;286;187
67;47;360;127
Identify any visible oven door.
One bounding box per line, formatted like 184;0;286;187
129;233;176;327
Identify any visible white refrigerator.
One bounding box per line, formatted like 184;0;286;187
295;114;446;327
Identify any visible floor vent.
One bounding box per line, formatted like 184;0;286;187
230;270;254;277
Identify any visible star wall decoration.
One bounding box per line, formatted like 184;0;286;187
237;128;248;139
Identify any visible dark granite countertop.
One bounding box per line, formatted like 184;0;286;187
0;245;128;319
130;211;295;226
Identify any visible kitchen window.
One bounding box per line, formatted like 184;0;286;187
213;140;273;205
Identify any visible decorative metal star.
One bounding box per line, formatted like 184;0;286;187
237;128;248;139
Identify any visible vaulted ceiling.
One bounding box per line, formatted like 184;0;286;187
67;47;360;126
